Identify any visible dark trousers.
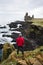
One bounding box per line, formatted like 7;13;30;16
17;46;24;55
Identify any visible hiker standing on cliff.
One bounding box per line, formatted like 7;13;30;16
16;34;25;55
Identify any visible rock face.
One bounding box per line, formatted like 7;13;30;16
8;20;43;47
0;20;43;51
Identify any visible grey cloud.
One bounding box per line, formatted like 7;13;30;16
0;0;43;25
29;0;43;8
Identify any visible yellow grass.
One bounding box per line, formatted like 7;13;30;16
32;18;43;27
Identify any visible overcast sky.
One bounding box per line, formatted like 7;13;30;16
0;0;43;25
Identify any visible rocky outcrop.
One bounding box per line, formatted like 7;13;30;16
1;46;43;65
8;20;43;47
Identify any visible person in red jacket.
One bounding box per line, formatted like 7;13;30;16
16;34;24;55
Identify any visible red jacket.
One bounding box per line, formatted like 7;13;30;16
16;36;24;46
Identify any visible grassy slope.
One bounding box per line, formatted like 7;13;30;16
31;18;43;27
1;46;43;65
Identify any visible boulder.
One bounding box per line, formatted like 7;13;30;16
33;60;42;65
17;60;27;65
